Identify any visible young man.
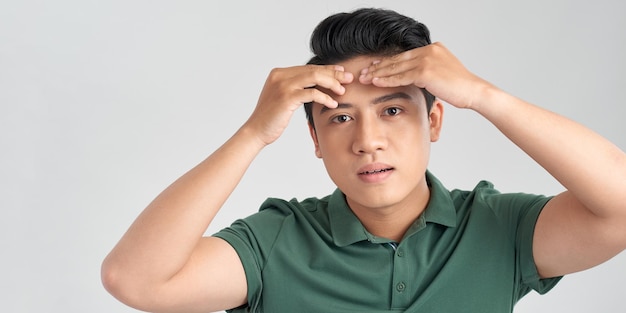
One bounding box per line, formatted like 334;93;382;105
102;8;626;313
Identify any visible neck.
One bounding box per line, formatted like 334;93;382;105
348;183;430;242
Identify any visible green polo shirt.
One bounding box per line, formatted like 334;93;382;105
214;172;561;312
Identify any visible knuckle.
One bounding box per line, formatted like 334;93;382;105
307;88;320;99
311;68;324;80
429;43;444;56
308;65;326;78
268;68;284;82
313;89;332;103
334;70;345;80
269;67;284;75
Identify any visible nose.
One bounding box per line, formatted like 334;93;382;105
351;116;388;155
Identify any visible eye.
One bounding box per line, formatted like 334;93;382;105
331;114;352;123
383;107;402;116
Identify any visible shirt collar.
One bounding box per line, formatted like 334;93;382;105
328;189;370;247
422;171;457;228
329;170;457;247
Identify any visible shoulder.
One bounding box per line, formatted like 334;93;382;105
434;176;551;235
219;193;334;238
449;179;550;212
259;194;330;214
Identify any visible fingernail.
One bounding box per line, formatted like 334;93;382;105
360;68;369;75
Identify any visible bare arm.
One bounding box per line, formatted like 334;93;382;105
477;89;626;278
101;65;353;313
101;127;263;313
360;42;626;278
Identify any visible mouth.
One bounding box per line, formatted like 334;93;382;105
356;164;395;183
357;162;395;175
358;167;394;175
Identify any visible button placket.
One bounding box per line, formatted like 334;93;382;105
390;243;411;308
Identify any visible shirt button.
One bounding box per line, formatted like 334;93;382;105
396;282;406;292
397;250;404;257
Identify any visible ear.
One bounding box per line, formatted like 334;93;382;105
428;100;444;142
308;122;323;158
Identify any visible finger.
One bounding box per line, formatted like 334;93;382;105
370;72;423;88
360;61;400;84
360;62;422;88
301;65;354;95
359;64;378;84
300;88;338;109
334;66;355;85
364;59;416;82
359;50;420;83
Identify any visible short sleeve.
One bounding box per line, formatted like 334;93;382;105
213;222;264;312
515;195;562;295
482;191;562;297
212;199;294;312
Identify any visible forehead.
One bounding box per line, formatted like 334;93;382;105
339;55;380;74
315;56;425;111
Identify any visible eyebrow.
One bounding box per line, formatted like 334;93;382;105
319;92;413;115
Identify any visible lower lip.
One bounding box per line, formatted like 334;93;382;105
358;169;393;183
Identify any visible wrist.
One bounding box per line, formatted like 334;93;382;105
235;123;272;151
468;82;506;115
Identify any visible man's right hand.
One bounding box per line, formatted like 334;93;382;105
243;65;354;146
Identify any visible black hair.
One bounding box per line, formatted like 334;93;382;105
304;8;435;128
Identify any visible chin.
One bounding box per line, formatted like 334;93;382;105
345;186;407;210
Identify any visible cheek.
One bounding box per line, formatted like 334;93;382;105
396;124;431;157
317;134;351;170
316;129;346;152
318;140;344;162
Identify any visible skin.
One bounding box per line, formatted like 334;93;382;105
101;42;626;313
309;56;443;241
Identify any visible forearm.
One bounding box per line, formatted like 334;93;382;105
474;86;626;217
102;124;266;288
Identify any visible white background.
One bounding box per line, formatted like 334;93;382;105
1;0;624;312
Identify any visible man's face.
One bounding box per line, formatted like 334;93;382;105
309;56;443;213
